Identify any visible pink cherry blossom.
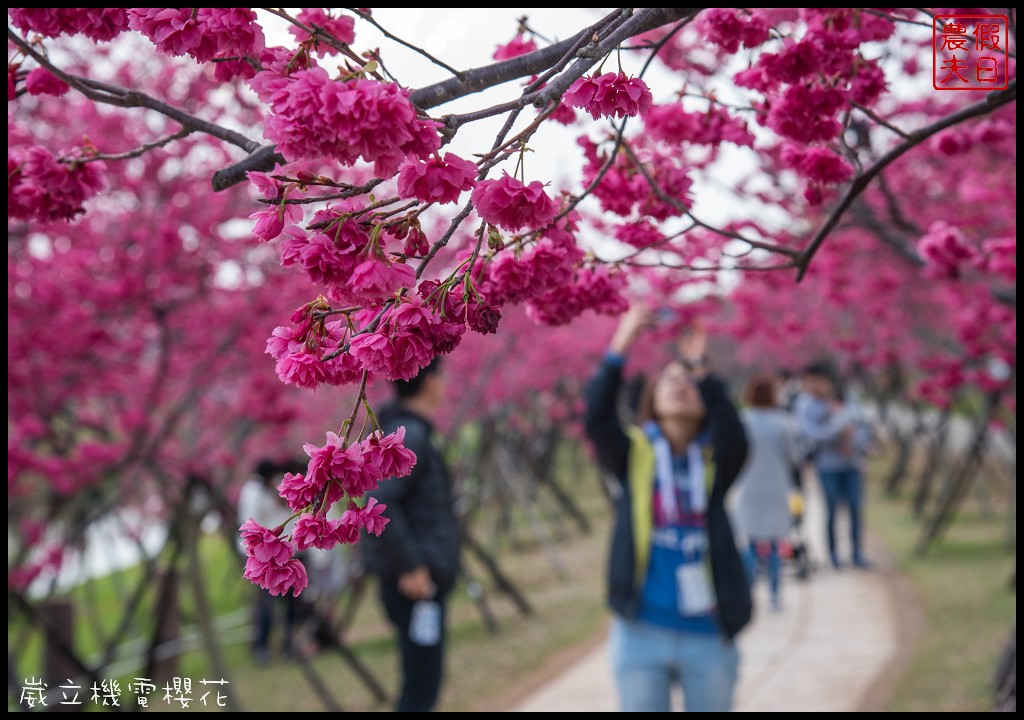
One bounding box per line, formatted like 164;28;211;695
781;146;855;185
8;146;106;223
564;72;653;120
918;222;977;280
765;84;845;144
291;513;358;551
493;34;538;61
24;69;69;97
397;153;478;205
350;497;390;536
277;472;320;512
484;252;535;304
471;172;557;232
332;257;417;307
697;9;770;53
403;223;430;257
244;555;309;597
262;69;441;176
8;8;129;41
239;519;293;564
127;8;264;63
615;221;663;249
361;427;417;479
289;8;356;53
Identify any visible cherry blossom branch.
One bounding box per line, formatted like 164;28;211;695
212;8;701;189
269;178;386;207
554;14;695;222
75;129;194;163
852;102;912;140
291;194;411;229
465;7;631;127
341;372;370;447
260;7;378;76
439;9;634;133
860;9;935;30
474;102;559;165
408;9;624;110
346;8;465;80
619;257;797;272
212;146;286;191
796;78;1016;280
529;9;701;111
875;174;923;235
8;28;263;153
417;203;477;279
619;141;800;258
686;214;801;257
524;11;626;94
609;224;699;261
850;200;1016;308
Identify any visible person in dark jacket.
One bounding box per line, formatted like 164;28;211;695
584;304;751;712
360;358;460;712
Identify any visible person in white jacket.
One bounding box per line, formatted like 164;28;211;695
733;376;805;611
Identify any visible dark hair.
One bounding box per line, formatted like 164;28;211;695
395;357;443;399
635;375;656;426
256;458;277;480
801;360;834;379
745;375;777;408
802;360;844;399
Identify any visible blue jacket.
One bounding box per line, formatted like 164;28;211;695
584;359;752;639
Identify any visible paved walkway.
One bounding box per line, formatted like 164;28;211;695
510;476;905;712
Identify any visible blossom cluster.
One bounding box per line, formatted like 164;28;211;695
917;222;978;280
240;427;415;596
127;8;264;62
8;146;106;223
564;71;653;121
289;8;356;52
492;34;538;61
398;153;478;205
471;173;558;232
8;8;129;41
276;204;415;308
261;68;441;176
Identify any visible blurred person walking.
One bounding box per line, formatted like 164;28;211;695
359;358;461;712
795;362;874;570
584;304;751;712
733;376;805;611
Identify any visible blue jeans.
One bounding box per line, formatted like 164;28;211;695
818;467;864;566
610;617;739;712
743;540;781;605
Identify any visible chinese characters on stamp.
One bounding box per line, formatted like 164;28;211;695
933;14;1010;90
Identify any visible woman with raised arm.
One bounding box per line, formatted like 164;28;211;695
584;303;751;713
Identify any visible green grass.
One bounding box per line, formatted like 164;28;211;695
866;447;1016;712
10;444;614;713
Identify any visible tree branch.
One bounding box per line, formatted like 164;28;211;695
347;7;465;80
796;78;1016;280
407;9;621;110
211;8;702;189
851;200;1017;309
212;146;286;192
9;28;263;154
77;129;193;163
